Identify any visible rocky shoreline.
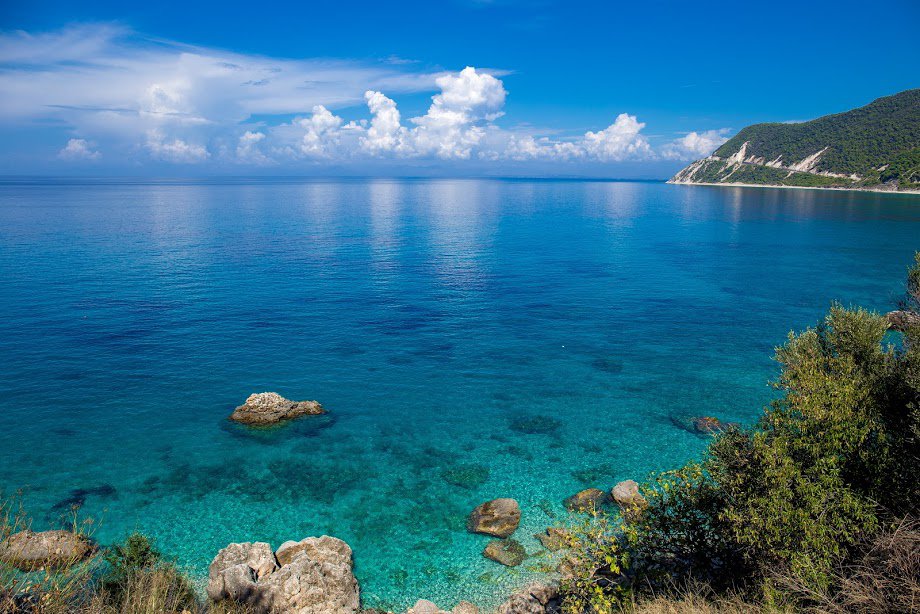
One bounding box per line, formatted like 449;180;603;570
667;179;920;195
0;392;729;613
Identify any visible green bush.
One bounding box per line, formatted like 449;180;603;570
563;253;920;610
99;532;196;610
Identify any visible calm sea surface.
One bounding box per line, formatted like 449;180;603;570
1;178;918;609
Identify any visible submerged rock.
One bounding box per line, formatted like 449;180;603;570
440;464;490;489
691;416;725;434
484;539;526;567
563;488;608;513
467;498;521;538
509;415;562;435
452;602;479;614
51;484;117;512
611;480;647;521
495;583;561;614
0;530;95;570
207;536;359;614
230;392;326;426
534;527;570;552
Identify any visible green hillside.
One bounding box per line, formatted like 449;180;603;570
671;89;920;190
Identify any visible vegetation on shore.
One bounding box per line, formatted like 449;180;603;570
560;253;920;612
3;254;919;613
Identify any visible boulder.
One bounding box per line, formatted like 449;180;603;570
611;480;647;521
887;310;920;332
402;599;477;614
467;498;520;538
495;583;560;614
230;392;326;426
0;530;95;570
483;539;526;567
207;536;359;614
407;600;442;614
275;536;352;568
534;527;569;552
563;488;608;513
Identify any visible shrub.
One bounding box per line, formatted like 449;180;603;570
561;253;920;611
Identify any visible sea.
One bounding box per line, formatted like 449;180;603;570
1;177;918;610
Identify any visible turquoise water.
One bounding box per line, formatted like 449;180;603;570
1;178;918;609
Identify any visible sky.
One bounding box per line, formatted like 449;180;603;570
1;0;918;178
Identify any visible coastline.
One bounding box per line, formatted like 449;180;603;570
667;179;920;195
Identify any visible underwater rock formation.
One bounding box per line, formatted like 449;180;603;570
483;539;526;567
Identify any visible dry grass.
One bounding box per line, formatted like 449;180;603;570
780;516;920;614
621;593;765;614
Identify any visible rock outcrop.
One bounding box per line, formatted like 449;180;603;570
230;392;326;426
467;498;520;538
403;600;479;614
563;488;608;513
495;583;561;614
0;530;95;570
611;480;647;522
207;536;359;614
887;310;920;332
483;539;526;567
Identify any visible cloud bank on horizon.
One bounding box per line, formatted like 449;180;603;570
0;24;729;172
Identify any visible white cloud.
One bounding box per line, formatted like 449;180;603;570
235;131;271;165
145;129;209;163
583;114;652;161
661;129;731;160
58;138;101;161
297;106;349;157
1;24;730;169
409;67;506;159
360;91;407;155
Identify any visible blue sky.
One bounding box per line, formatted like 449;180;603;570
1;0;918;177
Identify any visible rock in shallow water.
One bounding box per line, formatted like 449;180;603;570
467;498;521;538
230;392;326;426
495;583;560;614
0;530;95;570
534;527;570;552
611;479;647;522
207;536;359;614
483;539;526;567
563;488;608;513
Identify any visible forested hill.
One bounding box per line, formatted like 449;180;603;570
670;89;920;191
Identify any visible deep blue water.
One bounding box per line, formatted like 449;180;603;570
1;178;918;609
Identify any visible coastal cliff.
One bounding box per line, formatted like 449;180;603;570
669;89;920;191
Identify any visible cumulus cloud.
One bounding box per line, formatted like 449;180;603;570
145;130;209;163
361;91;407;155
58;138;101;161
583;114;652;161
661;129;731;160
235;131;271;165
1;24;729;169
